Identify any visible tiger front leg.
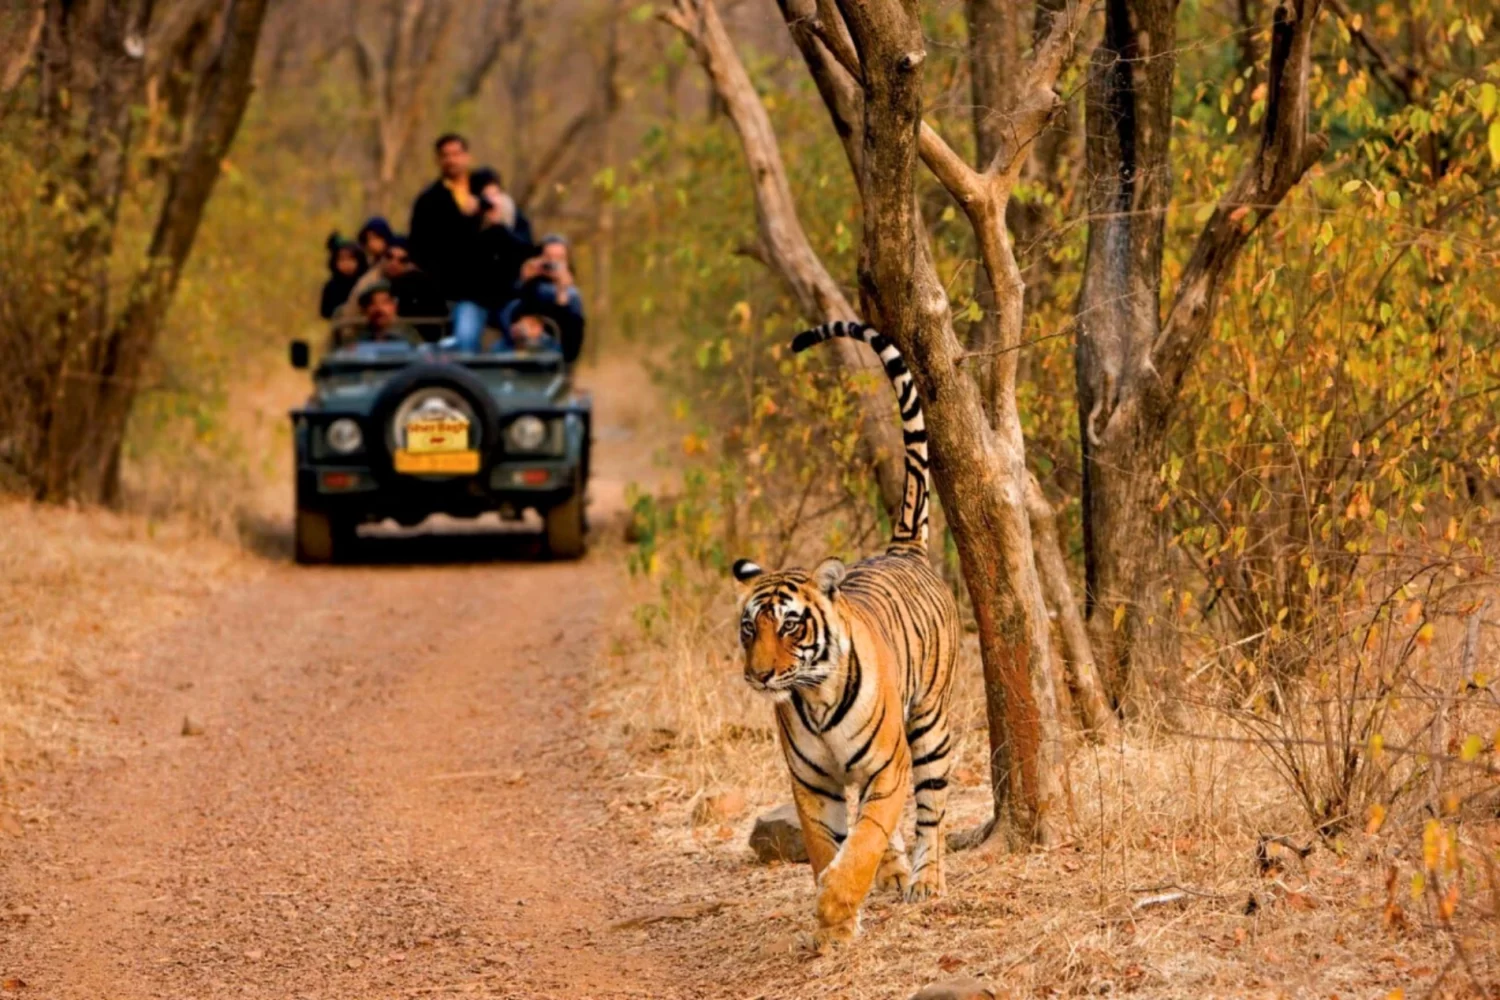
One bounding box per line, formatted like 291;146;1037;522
786;778;847;882
812;752;909;948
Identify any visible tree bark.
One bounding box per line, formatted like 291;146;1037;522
1075;0;1327;714
663;0;907;517
0;0;44;94
69;0;271;502
1025;474;1117;736
834;0;1092;846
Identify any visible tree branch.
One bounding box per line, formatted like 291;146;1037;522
515;106;596;206
0;0;44;94
1153;0;1328;401
1324;0;1418;103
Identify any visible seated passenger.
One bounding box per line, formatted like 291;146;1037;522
510;235;585;362
344;236;447;333
499;312;560;353
319;234;366;319
357;217;394;263
352;283;421;346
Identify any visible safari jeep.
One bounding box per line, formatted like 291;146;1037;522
287;335;591;564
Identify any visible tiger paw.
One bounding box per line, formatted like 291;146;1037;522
904;867;944;902
809;917;858;953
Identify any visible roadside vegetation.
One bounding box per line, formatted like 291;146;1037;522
604;1;1500;994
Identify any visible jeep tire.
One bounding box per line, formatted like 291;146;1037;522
295;507;356;565
544;493;586;559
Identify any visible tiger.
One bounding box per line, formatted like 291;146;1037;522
731;320;960;948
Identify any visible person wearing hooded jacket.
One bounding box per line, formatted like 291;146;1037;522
319;234;367;319
356;217;394;263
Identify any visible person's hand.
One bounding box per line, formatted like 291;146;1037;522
520;256;547;281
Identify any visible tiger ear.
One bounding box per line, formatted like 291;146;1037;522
732;559;764;583
813;558;846;598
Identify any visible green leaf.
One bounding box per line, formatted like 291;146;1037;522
1341;179;1363;194
1489;120;1500;168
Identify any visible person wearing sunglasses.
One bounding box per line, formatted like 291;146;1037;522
340;236;446;336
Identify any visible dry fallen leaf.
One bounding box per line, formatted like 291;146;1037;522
937;954;965;973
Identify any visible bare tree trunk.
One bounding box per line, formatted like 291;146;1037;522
41;0;271;503
962;0;1019;419
669;0;1084;845
590;0;627;361
664;0;907;517
352;0;455;215
1076;0;1327;715
833;0;1092;847
1025;474;1117;736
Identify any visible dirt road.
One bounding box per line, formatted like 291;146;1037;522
0;374;711;999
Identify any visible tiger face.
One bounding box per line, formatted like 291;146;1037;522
732;558;847;699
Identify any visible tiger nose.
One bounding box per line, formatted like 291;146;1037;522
745;666;773;686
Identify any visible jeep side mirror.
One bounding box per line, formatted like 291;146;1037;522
289;340;310;369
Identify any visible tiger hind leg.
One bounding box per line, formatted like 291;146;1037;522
906;707;952;901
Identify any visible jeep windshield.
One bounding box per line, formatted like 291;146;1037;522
314;342;563;384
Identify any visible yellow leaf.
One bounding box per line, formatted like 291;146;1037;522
1479;81;1499;118
1112;604;1127;632
1365;803;1386;834
1460;734;1483;762
1489;120;1500;168
1415;623;1434;648
1422;820;1442;872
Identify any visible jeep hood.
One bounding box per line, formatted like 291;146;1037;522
309;366;568;416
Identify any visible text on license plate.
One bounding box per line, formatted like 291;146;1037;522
405;417;470;453
393;449;480;475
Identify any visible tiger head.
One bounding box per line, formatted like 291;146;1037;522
730;557;849;699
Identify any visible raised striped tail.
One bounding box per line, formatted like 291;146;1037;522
791;320;929;551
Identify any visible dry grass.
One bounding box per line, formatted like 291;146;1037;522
592;560;1500;998
0;499;255;781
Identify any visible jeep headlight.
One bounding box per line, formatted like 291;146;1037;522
506;415;548;452
325;418;363;455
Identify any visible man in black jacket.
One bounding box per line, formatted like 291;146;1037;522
409;133;486;349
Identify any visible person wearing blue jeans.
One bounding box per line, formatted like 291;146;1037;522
448;300;489;352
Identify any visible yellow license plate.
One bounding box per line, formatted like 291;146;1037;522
405;417;470;454
393;449;480;475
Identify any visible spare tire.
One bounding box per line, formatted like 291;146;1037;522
367;363;502;485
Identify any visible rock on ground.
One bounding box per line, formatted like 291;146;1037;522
748;804;807;864
909;978;997;1000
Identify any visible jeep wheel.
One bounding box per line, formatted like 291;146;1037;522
544;494;586;559
295;508;356;565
